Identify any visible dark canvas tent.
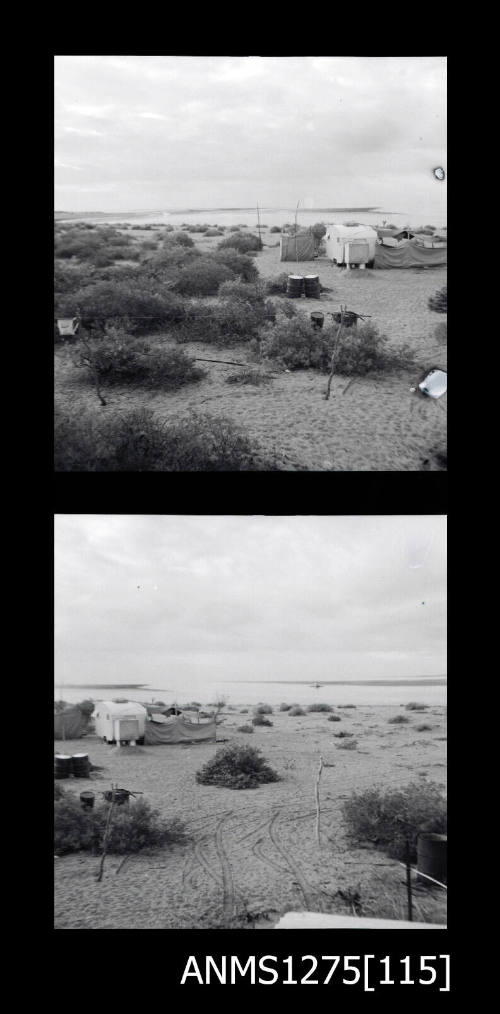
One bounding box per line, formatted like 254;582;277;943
280;231;316;261
374;242;447;268
54;707;89;740
144;715;217;744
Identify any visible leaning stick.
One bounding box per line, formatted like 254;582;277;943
97;784;116;882
325;306;345;400
315;755;324;844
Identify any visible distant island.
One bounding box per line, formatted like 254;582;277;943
226;677;447;686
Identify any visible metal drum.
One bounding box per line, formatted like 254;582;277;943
72;753;90;778
417;833;447;886
54;754;73;779
310;312;324;329
287;275;305;298
304;274;321;298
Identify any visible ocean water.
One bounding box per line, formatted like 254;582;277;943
56;206;446;231
55;679;446;710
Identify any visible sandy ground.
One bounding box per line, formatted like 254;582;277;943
54;705;447;929
54;230;446;471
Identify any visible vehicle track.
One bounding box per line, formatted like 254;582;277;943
268;810;322;911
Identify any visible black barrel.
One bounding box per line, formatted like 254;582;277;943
304;274;321;298
287;275;305;298
310;312;324;329
54;754;73;779
417;833;447;886
72;753;90;778
103;789;130;807
80;791;95;810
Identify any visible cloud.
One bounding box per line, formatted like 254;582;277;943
55;516;446;689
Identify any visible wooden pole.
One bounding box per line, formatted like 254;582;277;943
315;755;324;844
295;200;300;266
405;838;413;922
325;306;345;400
256;202;262;249
97;784;116;882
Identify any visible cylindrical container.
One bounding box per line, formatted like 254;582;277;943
310;312;324;329
304;274;321;298
54;754;73;779
103;789;130;807
72;753;90;778
287;275;305;298
417;833;447;886
80;791;95;810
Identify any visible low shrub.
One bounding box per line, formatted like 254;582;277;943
225;369;272;387
428;286;447;314
416;724;433;732
240;708;249;713
307;703;333;713
334;731;354;738
178;297;262;345
237;724;254;733
173;258;236;296
338;705;356;709
336;739;358;750
218;280;264;305
269;226;282;233
54;793;186;855
328;714;342;722
261;316;329;370
342;781;447;861
279;703;291;711
254;704;273;714
195;743;280;789
58;281;185;333
405;702;428;711
217;232;262;254
55;408;282;472
288;706;305;716
388;715;410;724
168;231;195;247
205;228;224;236
334;323;417;376
76;334;205;390
264;274;289;295
252;715;273;727
141;240;158;251
213;249;259;283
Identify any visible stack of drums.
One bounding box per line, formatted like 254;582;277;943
54;754;73;779
304;275;321;298
72;753;90;778
287;275;305;298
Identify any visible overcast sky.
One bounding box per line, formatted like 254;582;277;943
54;515;446;689
54;56;446;219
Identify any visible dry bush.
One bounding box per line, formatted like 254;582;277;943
56;408;283;473
336;739;358;750
279;703;291;711
251;714;273;727
225;369;272;386
328;714;342;722
405;702;428;711
307;703;333;713
195;743;280;789
237;724;254;733
213;249;260;283
173;259;236;296
342;781;446;861
388;715;410;724
288;706;305;716
254;704;273;714
416;724;433;732
217;232;262;253
54;792;186;855
428;286;447;313
76;333;205;390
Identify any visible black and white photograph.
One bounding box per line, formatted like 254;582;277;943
54;55;447;472
54;514;447;931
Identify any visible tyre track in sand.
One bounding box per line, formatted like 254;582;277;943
268;810;323;911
